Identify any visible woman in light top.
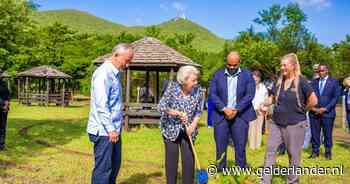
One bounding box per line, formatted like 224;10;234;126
248;69;269;150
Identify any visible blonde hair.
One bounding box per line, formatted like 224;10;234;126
275;53;302;107
343;76;350;88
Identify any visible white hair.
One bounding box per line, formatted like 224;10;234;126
112;43;133;55
176;65;200;85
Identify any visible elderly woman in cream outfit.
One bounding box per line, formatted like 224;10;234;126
248;70;269;150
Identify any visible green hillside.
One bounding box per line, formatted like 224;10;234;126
32;9;126;34
32;9;225;52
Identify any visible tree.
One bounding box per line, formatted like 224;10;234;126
254;3;313;53
331;35;350;79
254;4;284;42
144;26;161;39
0;0;34;70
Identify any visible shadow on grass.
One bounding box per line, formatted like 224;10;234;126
119;171;163;184
337;142;350;149
0;117;87;175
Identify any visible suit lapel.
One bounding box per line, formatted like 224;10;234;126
236;71;242;97
315;79;320;96
222;70;228;103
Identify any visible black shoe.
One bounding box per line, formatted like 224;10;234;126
309;153;319;159
325;153;332;160
0;146;5;151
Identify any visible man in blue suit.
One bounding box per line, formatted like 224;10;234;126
209;52;256;169
309;64;341;160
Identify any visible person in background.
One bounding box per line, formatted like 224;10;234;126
262;74;277;135
207;96;214;128
303;64;320;149
87;43;134;184
262;53;318;184
0;70;10;151
309;64;341;160
248;70;269;150
158;65;204;184
343;76;350;133
139;81;155;103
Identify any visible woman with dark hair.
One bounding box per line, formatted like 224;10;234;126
0;72;10;151
248;70;268;150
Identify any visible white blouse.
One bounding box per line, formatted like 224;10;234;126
252;83;269;110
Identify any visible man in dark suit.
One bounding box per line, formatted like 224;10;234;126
209;52;256;169
309;64;341;160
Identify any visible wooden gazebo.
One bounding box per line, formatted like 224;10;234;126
93;37;202;129
16;65;73;106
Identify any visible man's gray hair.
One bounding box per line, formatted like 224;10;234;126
176;65;200;85
112;43;133;55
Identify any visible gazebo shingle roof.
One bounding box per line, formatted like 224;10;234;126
93;37;201;68
17;65;72;79
0;70;10;78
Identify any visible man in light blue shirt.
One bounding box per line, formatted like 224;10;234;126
224;67;241;110
210;52;256;169
87;43;133;184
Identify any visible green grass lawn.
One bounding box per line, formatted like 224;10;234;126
0;102;349;184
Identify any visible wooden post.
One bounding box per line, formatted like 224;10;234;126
46;79;49;106
25;77;29;105
170;68;174;80
156;71;160;103
146;70;150;100
62;79;66;107
7;79;10;93
125;68;131;131
17;79;21;104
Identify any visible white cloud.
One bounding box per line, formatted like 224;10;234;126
160;0;187;19
292;0;331;9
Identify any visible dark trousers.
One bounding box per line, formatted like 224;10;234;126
309;116;334;154
89;134;122;184
164;131;194;184
0;111;8;149
214;117;249;169
347;112;350;132
277;143;286;154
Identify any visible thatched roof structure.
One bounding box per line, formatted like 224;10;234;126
17;65;72;79
0;70;10;78
93;37;201;70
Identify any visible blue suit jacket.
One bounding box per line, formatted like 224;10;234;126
209;68;257;124
309;76;341;118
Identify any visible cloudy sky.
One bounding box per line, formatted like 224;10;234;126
37;0;350;45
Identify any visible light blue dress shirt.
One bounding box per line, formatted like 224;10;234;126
87;61;123;136
225;68;241;110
